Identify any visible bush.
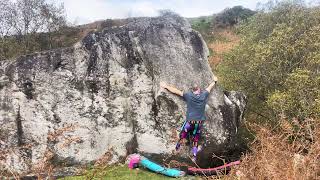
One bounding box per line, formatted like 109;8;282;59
267;69;320;119
217;1;320;121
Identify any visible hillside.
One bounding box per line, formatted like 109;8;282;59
188;5;255;68
188;17;240;68
0;19;130;61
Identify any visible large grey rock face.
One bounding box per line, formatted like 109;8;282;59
0;14;246;174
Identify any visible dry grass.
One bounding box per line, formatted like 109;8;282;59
93;148;114;167
0;123;81;179
208;30;239;67
33;124;81;179
221;119;320;180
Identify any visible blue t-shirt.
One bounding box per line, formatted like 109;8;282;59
183;90;210;121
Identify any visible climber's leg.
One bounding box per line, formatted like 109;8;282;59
176;121;192;151
191;121;203;159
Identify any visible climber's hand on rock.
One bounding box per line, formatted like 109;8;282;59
212;74;218;82
160;82;167;89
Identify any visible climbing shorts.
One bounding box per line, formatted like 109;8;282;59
180;120;203;142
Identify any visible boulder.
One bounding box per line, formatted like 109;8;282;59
0;14;246;174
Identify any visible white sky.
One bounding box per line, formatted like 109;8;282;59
53;0;319;25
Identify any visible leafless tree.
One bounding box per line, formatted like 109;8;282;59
0;0;66;54
10;0;66;36
0;1;15;37
0;0;15;59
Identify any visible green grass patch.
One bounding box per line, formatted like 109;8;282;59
208;48;214;57
59;165;199;180
188;16;215;44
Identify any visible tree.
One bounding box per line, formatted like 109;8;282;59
13;0;66;51
213;6;256;28
9;0;66;36
0;1;14;37
0;0;66;59
0;1;14;59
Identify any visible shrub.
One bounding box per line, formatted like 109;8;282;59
217;1;320;121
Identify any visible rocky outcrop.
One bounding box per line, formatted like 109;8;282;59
0;14;246;174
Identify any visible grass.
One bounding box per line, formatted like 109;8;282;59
59;165;199;180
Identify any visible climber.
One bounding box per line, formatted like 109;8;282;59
160;75;218;161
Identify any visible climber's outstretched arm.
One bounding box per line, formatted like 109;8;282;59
160;82;183;97
206;75;218;92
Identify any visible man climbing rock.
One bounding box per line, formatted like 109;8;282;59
160;75;218;161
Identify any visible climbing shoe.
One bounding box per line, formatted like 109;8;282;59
191;156;197;162
175;142;181;151
192;146;198;157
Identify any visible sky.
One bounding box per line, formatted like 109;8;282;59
53;0;319;25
